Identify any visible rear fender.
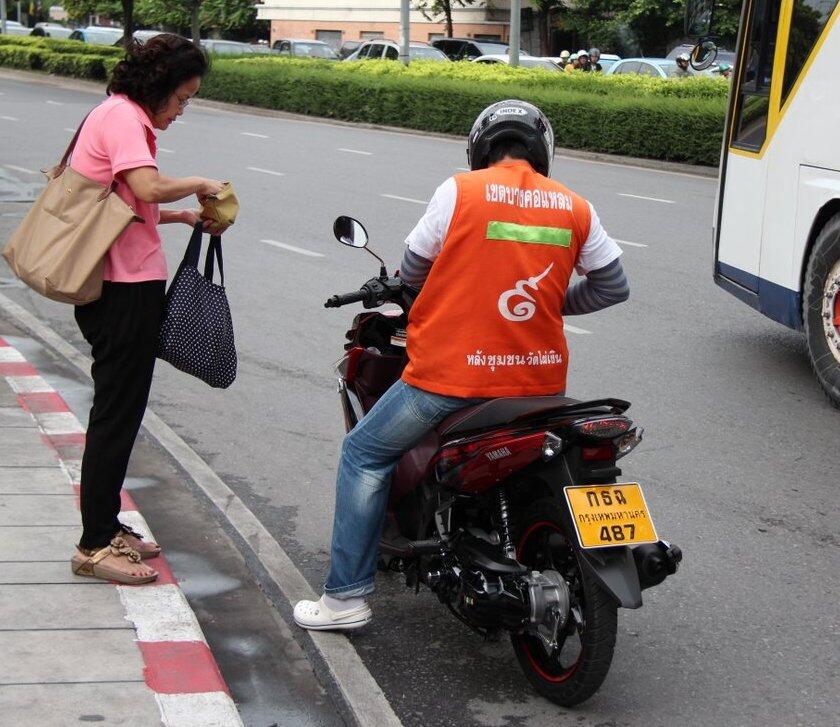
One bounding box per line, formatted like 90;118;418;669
577;545;642;609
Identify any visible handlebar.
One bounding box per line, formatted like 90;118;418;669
324;276;406;309
325;289;369;308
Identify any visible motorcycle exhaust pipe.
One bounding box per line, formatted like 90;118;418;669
633;540;682;591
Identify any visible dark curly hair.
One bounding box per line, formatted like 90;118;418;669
108;34;209;114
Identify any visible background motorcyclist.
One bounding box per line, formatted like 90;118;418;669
294;100;631;631
674;52;694;77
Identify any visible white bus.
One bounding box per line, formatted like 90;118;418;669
686;0;840;408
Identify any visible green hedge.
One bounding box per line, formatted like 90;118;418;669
201;59;726;164
0;36;727;165
0;35;124;57
0;45;46;70
269;56;730;101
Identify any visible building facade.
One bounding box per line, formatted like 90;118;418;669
256;0;540;53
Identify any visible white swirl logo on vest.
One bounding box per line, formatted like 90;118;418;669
498;263;554;322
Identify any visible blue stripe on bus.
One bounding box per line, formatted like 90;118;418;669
715;262;802;331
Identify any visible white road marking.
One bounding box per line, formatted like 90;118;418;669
64;127;76;133
247;166;285;176
3;164;37;175
0;347;25;362
564;323;593;335
261;239;325;258
615;238;648;248
118;583;207;642
618;193;675;204
6;375;53;393
46;100;63;106
158;148;175;154
338;148;372;155
382;194;428;205
1;116;19;122
155;694;243;727
174;119;185;125
241;131;269;139
457;167;470;171
36;411;85;436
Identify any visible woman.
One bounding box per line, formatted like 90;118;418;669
70;34;225;584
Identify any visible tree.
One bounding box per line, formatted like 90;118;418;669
136;0;256;42
532;0;562;56
554;0;742;57
61;0;134;46
416;0;479;38
61;0;122;22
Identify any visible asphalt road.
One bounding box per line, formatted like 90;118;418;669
1;75;838;727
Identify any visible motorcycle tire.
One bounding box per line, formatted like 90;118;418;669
803;213;840;408
510;499;617;706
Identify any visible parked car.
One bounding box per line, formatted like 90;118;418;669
344;40;449;62
338;40;362;59
272;39;339;60
201;39;270;55
472;54;561;71
33;22;74;39
607;57;686;78
431;37;530;61
68;26;124;45
110;30;173;46
1;20;33;36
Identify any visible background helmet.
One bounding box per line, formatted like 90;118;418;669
677;52;691;63
467;100;555;176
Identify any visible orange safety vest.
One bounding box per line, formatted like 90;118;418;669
402;159;591;398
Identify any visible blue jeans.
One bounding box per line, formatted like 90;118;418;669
324;380;483;599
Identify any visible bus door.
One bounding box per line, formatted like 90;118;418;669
716;0;782;293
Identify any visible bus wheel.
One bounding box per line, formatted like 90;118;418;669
804;215;840;409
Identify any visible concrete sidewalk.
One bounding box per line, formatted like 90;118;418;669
0;337;242;727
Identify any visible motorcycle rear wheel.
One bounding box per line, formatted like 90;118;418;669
511;499;617;706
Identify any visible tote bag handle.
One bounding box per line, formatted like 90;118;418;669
179;223;225;286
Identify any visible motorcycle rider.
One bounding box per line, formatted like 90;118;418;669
294;100;630;631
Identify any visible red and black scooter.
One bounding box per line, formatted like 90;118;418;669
325;216;682;706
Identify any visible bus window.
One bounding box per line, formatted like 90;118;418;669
783;0;839;102
731;0;781;150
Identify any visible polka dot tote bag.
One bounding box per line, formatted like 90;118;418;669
157;224;237;388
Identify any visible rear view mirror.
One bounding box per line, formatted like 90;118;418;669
334;216;369;248
691;39;718;71
685;0;714;37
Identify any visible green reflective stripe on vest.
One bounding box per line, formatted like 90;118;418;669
486;221;572;247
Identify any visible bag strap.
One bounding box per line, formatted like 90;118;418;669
55;111;93;174
182;223;205;270
203;235;224;286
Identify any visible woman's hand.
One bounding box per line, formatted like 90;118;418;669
196;178;225;204
180;208;228;235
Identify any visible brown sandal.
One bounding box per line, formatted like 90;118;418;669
117;523;162;560
71;536;158;585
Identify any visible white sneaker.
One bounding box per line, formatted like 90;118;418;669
293;595;372;631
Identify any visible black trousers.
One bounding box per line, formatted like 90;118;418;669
74;281;166;550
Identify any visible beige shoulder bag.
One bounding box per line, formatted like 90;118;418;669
2;114;143;305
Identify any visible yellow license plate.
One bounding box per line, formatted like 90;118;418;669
564;483;658;549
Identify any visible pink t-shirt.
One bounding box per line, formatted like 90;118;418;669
70;94;167;282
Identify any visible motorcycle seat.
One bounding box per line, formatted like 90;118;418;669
437;395;581;437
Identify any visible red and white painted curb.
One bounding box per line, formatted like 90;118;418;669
0;336;243;727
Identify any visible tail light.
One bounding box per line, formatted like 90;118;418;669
433;430;545;493
572;416;632;439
